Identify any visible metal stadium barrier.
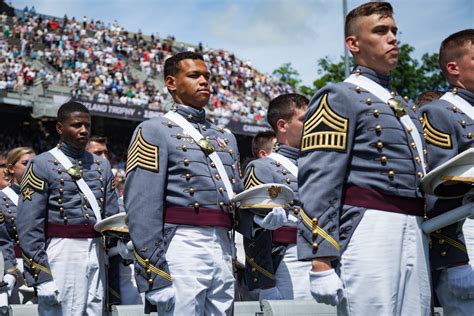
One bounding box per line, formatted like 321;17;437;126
261;300;336;315
9;304;38;316
7;303;444;315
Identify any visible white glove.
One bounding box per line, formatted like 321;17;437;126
254;207;288;230
145;285;175;312
3;274;15;296
117;240;134;260
447;265;474;299
309;269;344;306
259;286;283;302
36;280;61;306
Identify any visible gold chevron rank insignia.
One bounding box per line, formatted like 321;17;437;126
20;163;45;192
422;113;452;149
301;94;348;153
244;166;263;190
126;128;159;174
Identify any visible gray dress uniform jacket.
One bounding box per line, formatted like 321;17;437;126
0;183;21;276
241;144;300;290
297;66;426;261
419;87;474;270
124;104;243;293
16;142;119;286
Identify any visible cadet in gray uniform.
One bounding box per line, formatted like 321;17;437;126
0;147;35;303
241;94;311;301
16;102;119;316
124;52;243;315
419;29;474;315
297;2;431;315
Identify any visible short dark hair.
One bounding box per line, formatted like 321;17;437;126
251;130;276;158
89;135;107;145
267;93;309;131
57;101;89;122
439;29;474;78
164;51;204;79
345;2;393;37
415;91;444;107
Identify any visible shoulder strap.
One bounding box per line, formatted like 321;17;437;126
267;153;298;177
2;186;18;206
441;92;474;119
49;147;102;221
164;111;235;200
344;74;426;175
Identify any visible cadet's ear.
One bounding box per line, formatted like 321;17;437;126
446;61;460;77
165;75;177;93
276;118;287;134
346;35;359;54
56;121;64;136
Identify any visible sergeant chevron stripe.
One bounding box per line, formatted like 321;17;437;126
244;166;263;190
422;113;452;149
126;128;159;174
20;164;45;191
301;94;348;153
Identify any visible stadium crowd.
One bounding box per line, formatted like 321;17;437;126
0;9;293;125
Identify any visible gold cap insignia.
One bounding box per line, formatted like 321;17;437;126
268;185;282;199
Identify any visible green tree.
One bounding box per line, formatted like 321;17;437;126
272;63;301;90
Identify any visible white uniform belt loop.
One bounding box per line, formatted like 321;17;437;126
441;92;474;119
49;148;102;221
268;153;298;177
344;74;426;175
2;186;18;206
164;111;235;201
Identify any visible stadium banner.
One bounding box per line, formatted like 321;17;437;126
225;120;271;136
77;100;164;121
74;99;269;135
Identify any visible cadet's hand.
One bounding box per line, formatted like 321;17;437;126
447;265;474;299
254;207;288;230
145;285;175;312
117;240;134;260
3;274;15;297
259;286;283;302
36;280;61;306
309;269;344;306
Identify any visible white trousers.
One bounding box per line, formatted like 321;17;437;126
436;218;474;316
275;244;312;299
39;238;105;316
163;226;234;316
464;218;474;263
338;210;431;316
